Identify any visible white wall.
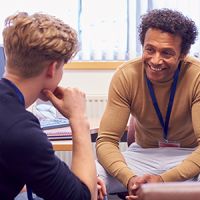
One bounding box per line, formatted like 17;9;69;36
59;69;115;96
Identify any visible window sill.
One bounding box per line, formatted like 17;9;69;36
64;61;124;70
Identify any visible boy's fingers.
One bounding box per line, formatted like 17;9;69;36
42;89;60;108
43;89;53;99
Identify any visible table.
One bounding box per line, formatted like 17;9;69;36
50;118;100;151
50;118;128;151
52;140;73;151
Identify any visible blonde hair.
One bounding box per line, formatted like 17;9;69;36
3;12;78;78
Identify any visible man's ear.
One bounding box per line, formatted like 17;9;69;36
46;61;58;78
179;53;187;60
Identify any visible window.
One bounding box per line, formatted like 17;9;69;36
0;0;199;61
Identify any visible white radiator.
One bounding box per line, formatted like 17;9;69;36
86;95;108;119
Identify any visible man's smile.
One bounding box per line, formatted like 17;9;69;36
148;64;166;72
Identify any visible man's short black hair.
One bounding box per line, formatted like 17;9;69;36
139;8;198;55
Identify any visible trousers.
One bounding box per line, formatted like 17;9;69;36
96;142;197;193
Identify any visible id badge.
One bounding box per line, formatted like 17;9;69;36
158;139;180;148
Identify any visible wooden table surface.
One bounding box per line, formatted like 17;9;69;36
48;118;100;151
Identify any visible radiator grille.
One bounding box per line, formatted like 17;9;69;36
86;95;108;119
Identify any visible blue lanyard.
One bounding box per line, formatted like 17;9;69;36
1;78;33;199
27;186;33;200
145;63;181;140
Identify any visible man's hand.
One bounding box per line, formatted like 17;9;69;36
142;174;163;183
125;175;163;199
126;176;147;199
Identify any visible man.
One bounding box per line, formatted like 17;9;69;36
96;8;200;199
0;12;106;200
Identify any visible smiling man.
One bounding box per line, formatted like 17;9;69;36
143;28;184;82
96;8;200;199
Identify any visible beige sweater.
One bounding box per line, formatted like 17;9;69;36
96;56;200;187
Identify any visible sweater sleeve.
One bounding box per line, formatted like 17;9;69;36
96;68;135;187
161;146;200;181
